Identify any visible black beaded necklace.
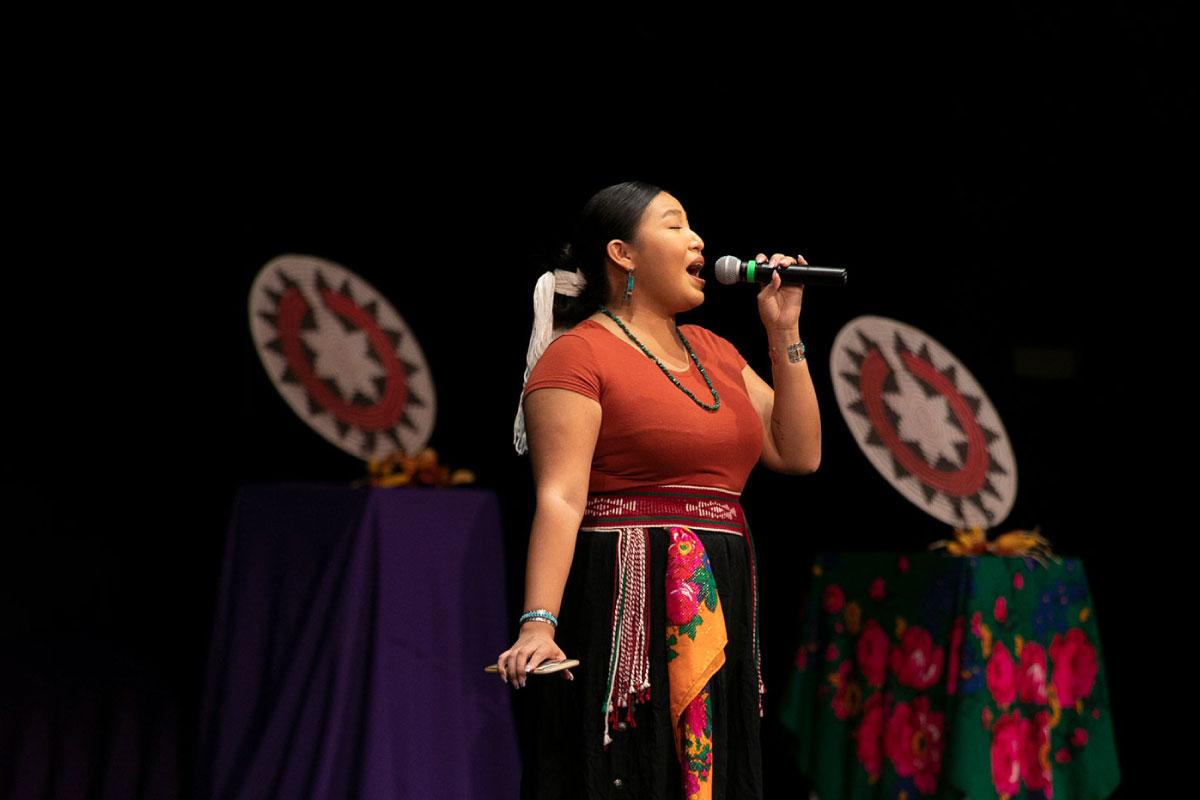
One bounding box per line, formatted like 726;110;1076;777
598;304;721;412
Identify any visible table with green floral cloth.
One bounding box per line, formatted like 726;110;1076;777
778;551;1120;799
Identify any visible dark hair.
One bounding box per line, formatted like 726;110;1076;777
551;180;663;330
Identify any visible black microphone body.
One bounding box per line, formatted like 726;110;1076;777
714;255;847;287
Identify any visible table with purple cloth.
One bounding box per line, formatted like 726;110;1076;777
197;482;519;799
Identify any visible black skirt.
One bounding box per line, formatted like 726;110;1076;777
521;524;764;800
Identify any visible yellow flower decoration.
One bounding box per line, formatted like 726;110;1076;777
357;447;476;489
928;524;1060;565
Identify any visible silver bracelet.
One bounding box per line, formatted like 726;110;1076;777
769;338;807;364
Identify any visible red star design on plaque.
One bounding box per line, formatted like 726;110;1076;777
249;254;436;460
831;316;1017;528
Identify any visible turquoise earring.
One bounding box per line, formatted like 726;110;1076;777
623;270;635;303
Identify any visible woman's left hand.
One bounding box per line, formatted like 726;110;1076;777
755;252;806;332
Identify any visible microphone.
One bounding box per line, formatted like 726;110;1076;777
714;255;848;287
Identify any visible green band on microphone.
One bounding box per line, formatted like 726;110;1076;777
747;260;757;282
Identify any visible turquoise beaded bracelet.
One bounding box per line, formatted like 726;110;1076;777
520;609;558;628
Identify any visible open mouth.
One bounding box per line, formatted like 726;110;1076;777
686;259;705;280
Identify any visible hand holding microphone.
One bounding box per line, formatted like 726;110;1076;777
749;252;808;333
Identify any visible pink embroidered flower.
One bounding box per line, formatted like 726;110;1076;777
1050;628;1099;707
1071;727;1089;747
884;696;945;794
946;615;965;696
987;641;1018;707
994;595;1008;623
685;693;708;738
832;661;862;720
667;558;697;588
679;690;713;799
990;710;1023;796
856;619;890;688
869;577;887;601
855;691;891;780
667;528;703;577
889;625;944;690
1013;572;1025;590
1054;747;1072;764
824;584;845;614
1018;642;1049;705
825;643;840;662
1021;711;1054;797
667;579;701;626
898;555;910;572
971;610;984;638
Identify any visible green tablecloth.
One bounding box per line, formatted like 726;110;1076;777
779;551;1120;799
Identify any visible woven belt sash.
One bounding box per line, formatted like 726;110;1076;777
579;482;765;790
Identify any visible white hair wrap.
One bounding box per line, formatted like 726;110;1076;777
513;267;588;455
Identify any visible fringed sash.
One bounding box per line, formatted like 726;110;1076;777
579;483;764;800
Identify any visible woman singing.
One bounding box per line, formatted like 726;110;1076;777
502;180;821;799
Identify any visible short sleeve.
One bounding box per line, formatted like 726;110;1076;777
522;332;602;404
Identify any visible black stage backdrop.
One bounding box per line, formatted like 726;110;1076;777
14;7;1183;798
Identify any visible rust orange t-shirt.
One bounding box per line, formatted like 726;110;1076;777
521;318;764;494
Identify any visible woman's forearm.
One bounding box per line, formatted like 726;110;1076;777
767;323;822;473
519;493;584;636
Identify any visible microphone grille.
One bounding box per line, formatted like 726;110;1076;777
714;255;741;285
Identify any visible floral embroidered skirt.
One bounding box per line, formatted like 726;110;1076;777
520;484;765;800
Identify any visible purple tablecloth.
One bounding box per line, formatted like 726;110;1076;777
197;482;519;799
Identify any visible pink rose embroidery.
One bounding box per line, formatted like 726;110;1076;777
824;584;845;614
685;693;708;738
667;578;701;627
855;691;891;780
889;626;944;690
884;696;945;794
856;618;890;688
1021;710;1054;797
1050;628;1098;707
667;527;702;579
990;710;1023;796
987;641;1018;707
1018;642;1049;705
